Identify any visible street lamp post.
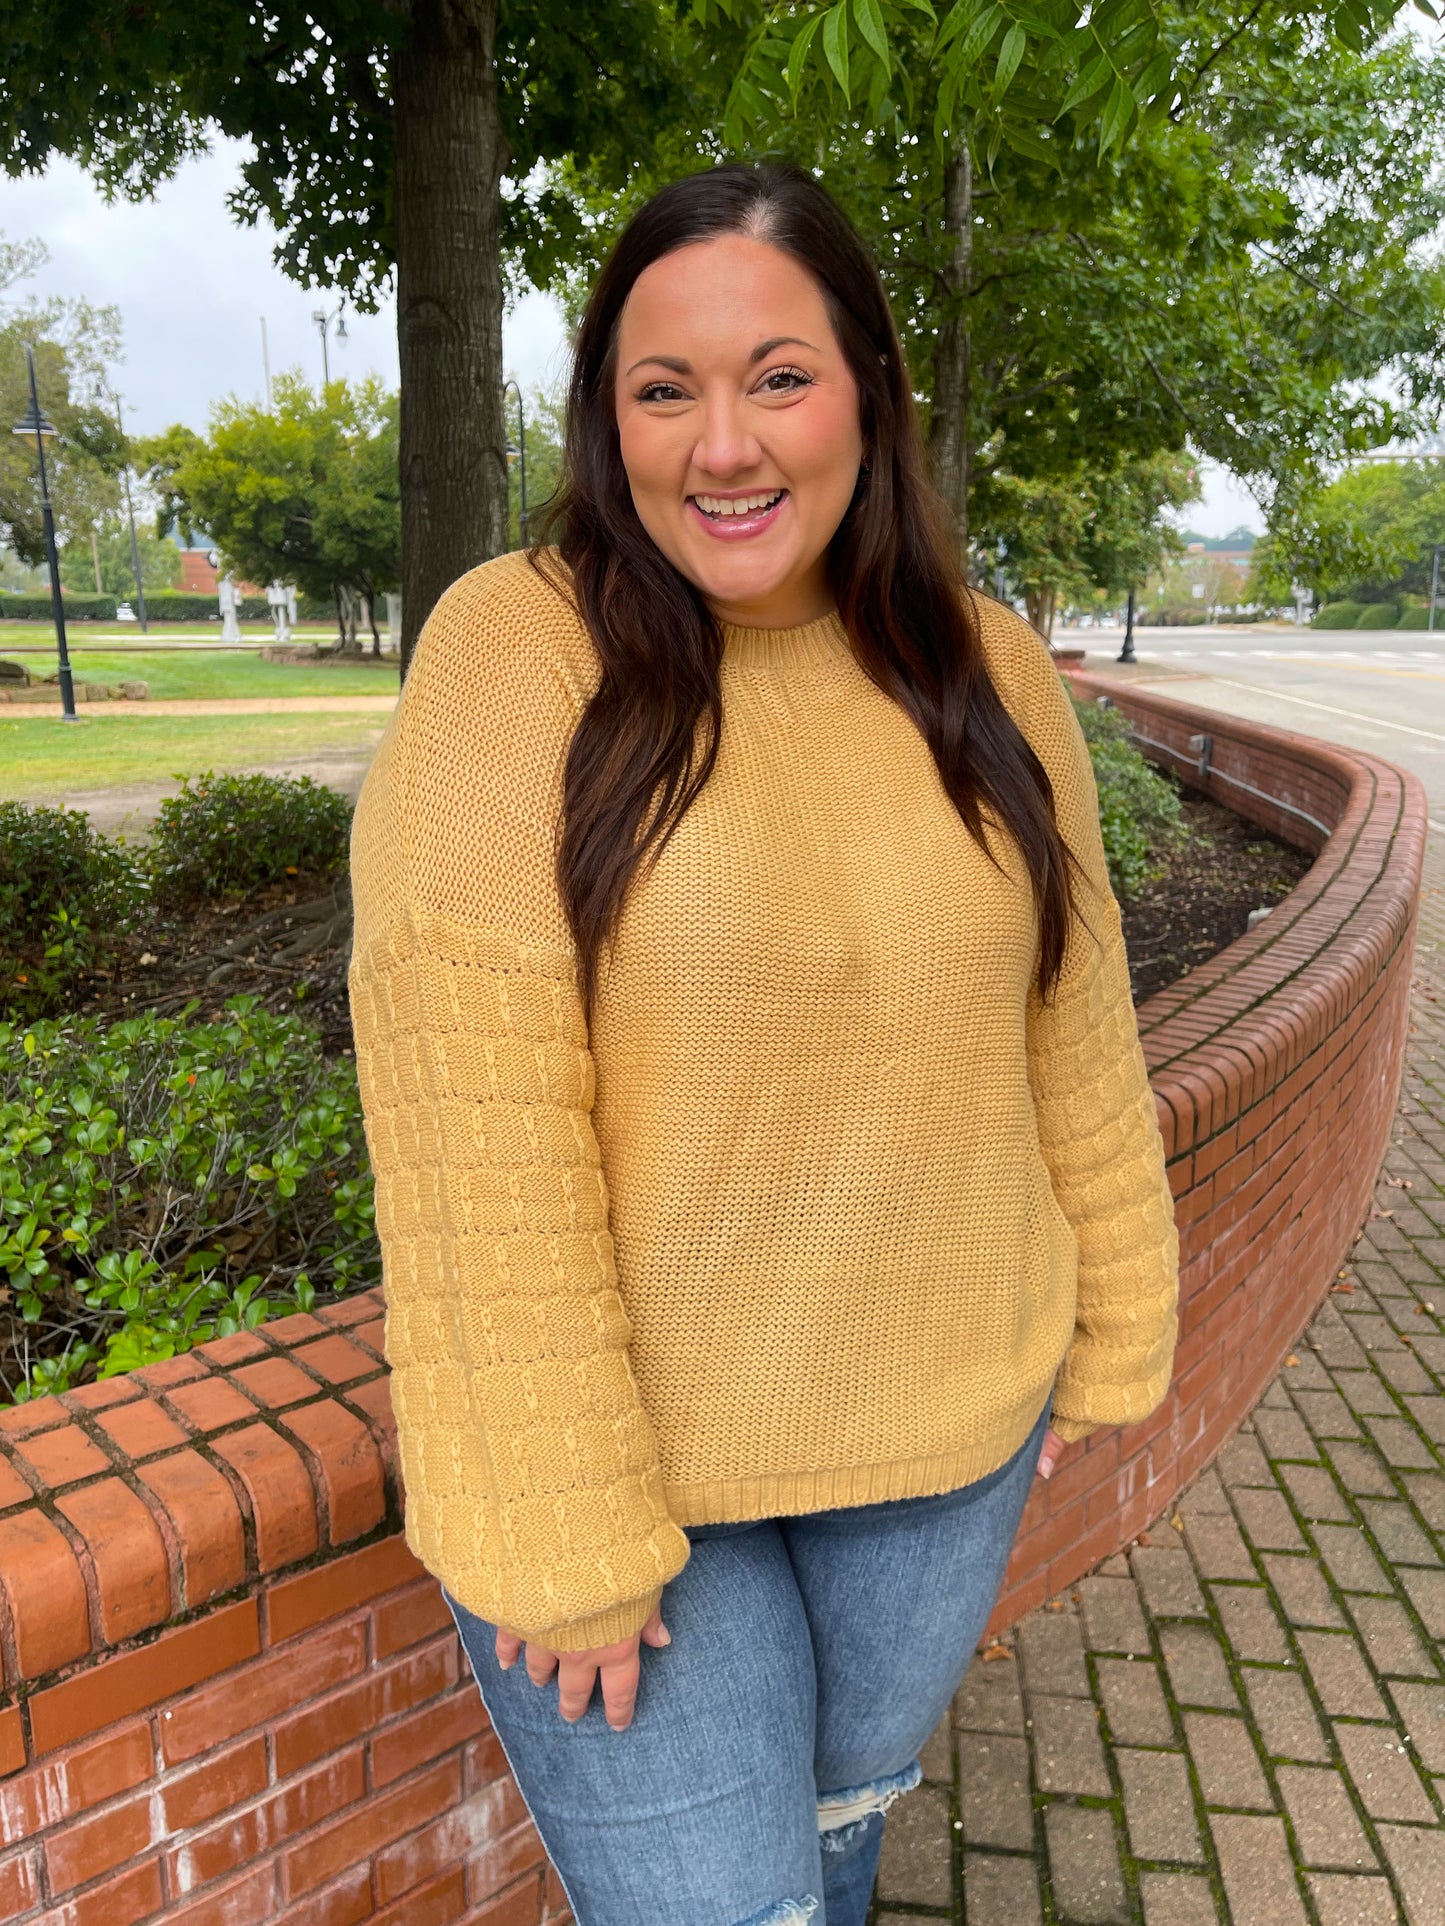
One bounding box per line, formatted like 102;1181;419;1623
11;345;78;722
1118;585;1137;664
1430;545;1441;635
110;389;149;634
503;380;529;549
311;304;347;386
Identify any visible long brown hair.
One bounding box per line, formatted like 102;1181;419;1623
529;159;1079;1020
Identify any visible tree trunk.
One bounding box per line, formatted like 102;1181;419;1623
393;0;511;679
928;138;974;574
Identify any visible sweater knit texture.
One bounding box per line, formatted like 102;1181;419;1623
347;547;1179;1650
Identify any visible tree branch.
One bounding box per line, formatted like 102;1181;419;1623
1171;0;1270;119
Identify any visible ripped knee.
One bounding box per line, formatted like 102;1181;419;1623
817;1756;923;1853
733;1900;819;1926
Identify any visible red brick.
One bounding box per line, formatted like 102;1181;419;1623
167;1379;260;1432
45;1781;157;1892
11;1424;110;1487
371;1686;489;1788
233;1357;323;1409
314;1291;384;1330
467;1820;547;1905
166;1861;278;1926
374;1576;451;1658
348;1318;386;1359
0;1847;38;1919
212;1425;319;1572
56;1478;171;1644
161;1735;268;1832
161;1618;365;1765
293;1335;377;1386
282;1756;460;1897
0;1457;35;1509
0;1509;91;1677
373;1865;466;1926
473;1876;544;1926
269;1534;424;1645
137;1449;247;1609
271;1863;371;1926
274;1634;457;1778
0;1400;66;1438
168;1746;366;1896
0;1705;23;1778
280;1403;386;1547
265;1313;330;1349
377;1776;523;1905
95;1400;189;1461
31;1600;260;1755
202;1331;271;1368
462;1730;509;1794
131;1354;208;1391
61;1383;143;1418
49;1854;162;1926
0;1720;151;1846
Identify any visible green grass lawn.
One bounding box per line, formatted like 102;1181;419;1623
0;647;397;701
0;712;390;800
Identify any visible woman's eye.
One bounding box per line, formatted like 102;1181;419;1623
759;366;812;393
637;381;686;403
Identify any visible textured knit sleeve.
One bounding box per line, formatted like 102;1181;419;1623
997;615;1180;1443
347;563;690;1649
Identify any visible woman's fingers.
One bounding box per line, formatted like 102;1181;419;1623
494;1627;523;1670
594;1647;642;1731
492;1615;673;1730
524;1642;560;1687
638;1605;672;1649
1036;1426;1066;1481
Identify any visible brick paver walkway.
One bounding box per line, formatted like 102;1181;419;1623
871;848;1445;1925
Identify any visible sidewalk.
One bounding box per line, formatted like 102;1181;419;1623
875;843;1445;1926
0;694;397;718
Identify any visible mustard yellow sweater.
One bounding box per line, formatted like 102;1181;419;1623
348;548;1179;1650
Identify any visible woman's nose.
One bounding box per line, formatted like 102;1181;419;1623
693;399;763;478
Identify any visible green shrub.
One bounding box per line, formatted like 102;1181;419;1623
1396;606;1438;632
1312;602;1364;629
140;591;276;622
0;593;117;621
0;803;148;1020
0;998;377;1399
1073;696;1187;898
1356;603;1399;630
148;772;353;905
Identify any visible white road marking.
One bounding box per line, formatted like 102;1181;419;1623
1205;675;1445;746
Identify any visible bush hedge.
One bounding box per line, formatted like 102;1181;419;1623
0;593;118;621
0;804;147;1020
1313;603;1363;629
1356;603;1400;630
1072;696;1187;898
0;999;377;1399
148;771;354;906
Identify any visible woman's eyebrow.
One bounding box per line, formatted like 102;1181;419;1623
625;335;819;377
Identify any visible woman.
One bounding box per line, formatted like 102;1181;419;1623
348;159;1178;1926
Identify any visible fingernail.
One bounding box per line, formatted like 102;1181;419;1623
1039;1462;1053;1480
655;1624;671;1646
498;1656;513;1670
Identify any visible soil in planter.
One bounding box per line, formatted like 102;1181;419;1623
72;871;356;1055
1120;791;1315;1005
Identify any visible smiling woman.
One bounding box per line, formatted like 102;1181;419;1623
345;159;1178;1926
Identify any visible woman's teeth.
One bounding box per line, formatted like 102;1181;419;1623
694;490;784;518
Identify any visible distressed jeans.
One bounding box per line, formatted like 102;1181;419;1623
445;1397;1049;1926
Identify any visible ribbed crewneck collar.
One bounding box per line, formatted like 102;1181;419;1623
717;606;849;669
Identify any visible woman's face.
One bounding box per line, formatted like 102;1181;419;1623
613;234;865;629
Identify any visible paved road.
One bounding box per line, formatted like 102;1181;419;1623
1070;626;1445;826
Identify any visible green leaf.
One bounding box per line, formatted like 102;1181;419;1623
995;22;1027;92
1059;51;1112;117
854;0;892;65
786;13;825;101
1097;74;1134;154
822;0;852;99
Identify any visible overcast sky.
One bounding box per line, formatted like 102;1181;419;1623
0;133;1264;536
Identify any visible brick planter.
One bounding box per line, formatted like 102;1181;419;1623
0;681;1423;1922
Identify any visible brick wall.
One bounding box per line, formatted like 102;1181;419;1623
0;680;1422;1921
988;674;1427;1629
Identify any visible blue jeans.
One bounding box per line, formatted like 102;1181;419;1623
445;1399;1049;1926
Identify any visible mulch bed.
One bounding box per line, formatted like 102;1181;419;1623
57;790;1313;1048
1120;790;1315;1005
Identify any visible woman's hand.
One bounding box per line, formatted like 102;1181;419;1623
494;1604;672;1732
1035;1425;1067;1481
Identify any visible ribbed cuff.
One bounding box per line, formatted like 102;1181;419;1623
522;1586;664;1654
1048;1414;1101;1444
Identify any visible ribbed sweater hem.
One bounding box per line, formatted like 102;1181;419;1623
660;1399;1051;1525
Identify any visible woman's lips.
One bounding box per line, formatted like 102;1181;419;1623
687;491;789;540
